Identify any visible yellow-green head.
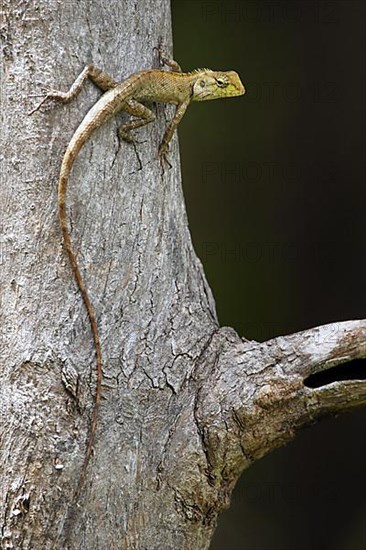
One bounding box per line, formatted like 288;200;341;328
191;70;245;101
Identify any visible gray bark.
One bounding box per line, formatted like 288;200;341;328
0;1;365;549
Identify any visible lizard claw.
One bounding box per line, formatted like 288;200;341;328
118;129;134;144
154;39;182;73
117;128;146;146
154;37;166;67
28;94;51;115
158;144;172;170
28;89;69;116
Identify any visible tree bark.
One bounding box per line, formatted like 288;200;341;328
0;1;365;549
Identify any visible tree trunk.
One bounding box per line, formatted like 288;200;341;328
1;1;365;549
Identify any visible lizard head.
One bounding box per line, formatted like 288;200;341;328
191;70;245;101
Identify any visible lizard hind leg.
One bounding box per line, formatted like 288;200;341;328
28;64;119;115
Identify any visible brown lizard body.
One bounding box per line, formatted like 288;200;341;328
30;53;245;530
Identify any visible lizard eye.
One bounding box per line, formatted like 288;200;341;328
216;77;227;88
199;80;206;88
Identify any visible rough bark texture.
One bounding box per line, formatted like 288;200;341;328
0;1;365;549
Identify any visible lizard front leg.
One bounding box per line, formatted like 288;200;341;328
158;99;190;165
159;53;182;73
154;42;182;73
29;64;119;115
119;98;188;168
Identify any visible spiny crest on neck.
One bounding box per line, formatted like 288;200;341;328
188;68;212;75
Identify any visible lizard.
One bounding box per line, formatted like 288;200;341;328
30;49;245;526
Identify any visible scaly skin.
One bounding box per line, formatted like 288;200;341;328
30;54;245;535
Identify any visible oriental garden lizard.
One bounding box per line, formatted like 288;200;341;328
29;51;245;521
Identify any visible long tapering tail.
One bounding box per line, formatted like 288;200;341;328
58;138;102;525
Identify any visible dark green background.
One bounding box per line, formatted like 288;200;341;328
171;1;365;549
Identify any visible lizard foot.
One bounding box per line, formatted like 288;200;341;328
28;89;70;115
158;144;172;170
153;39;182;73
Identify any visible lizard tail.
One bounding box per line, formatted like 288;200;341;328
58;143;102;508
